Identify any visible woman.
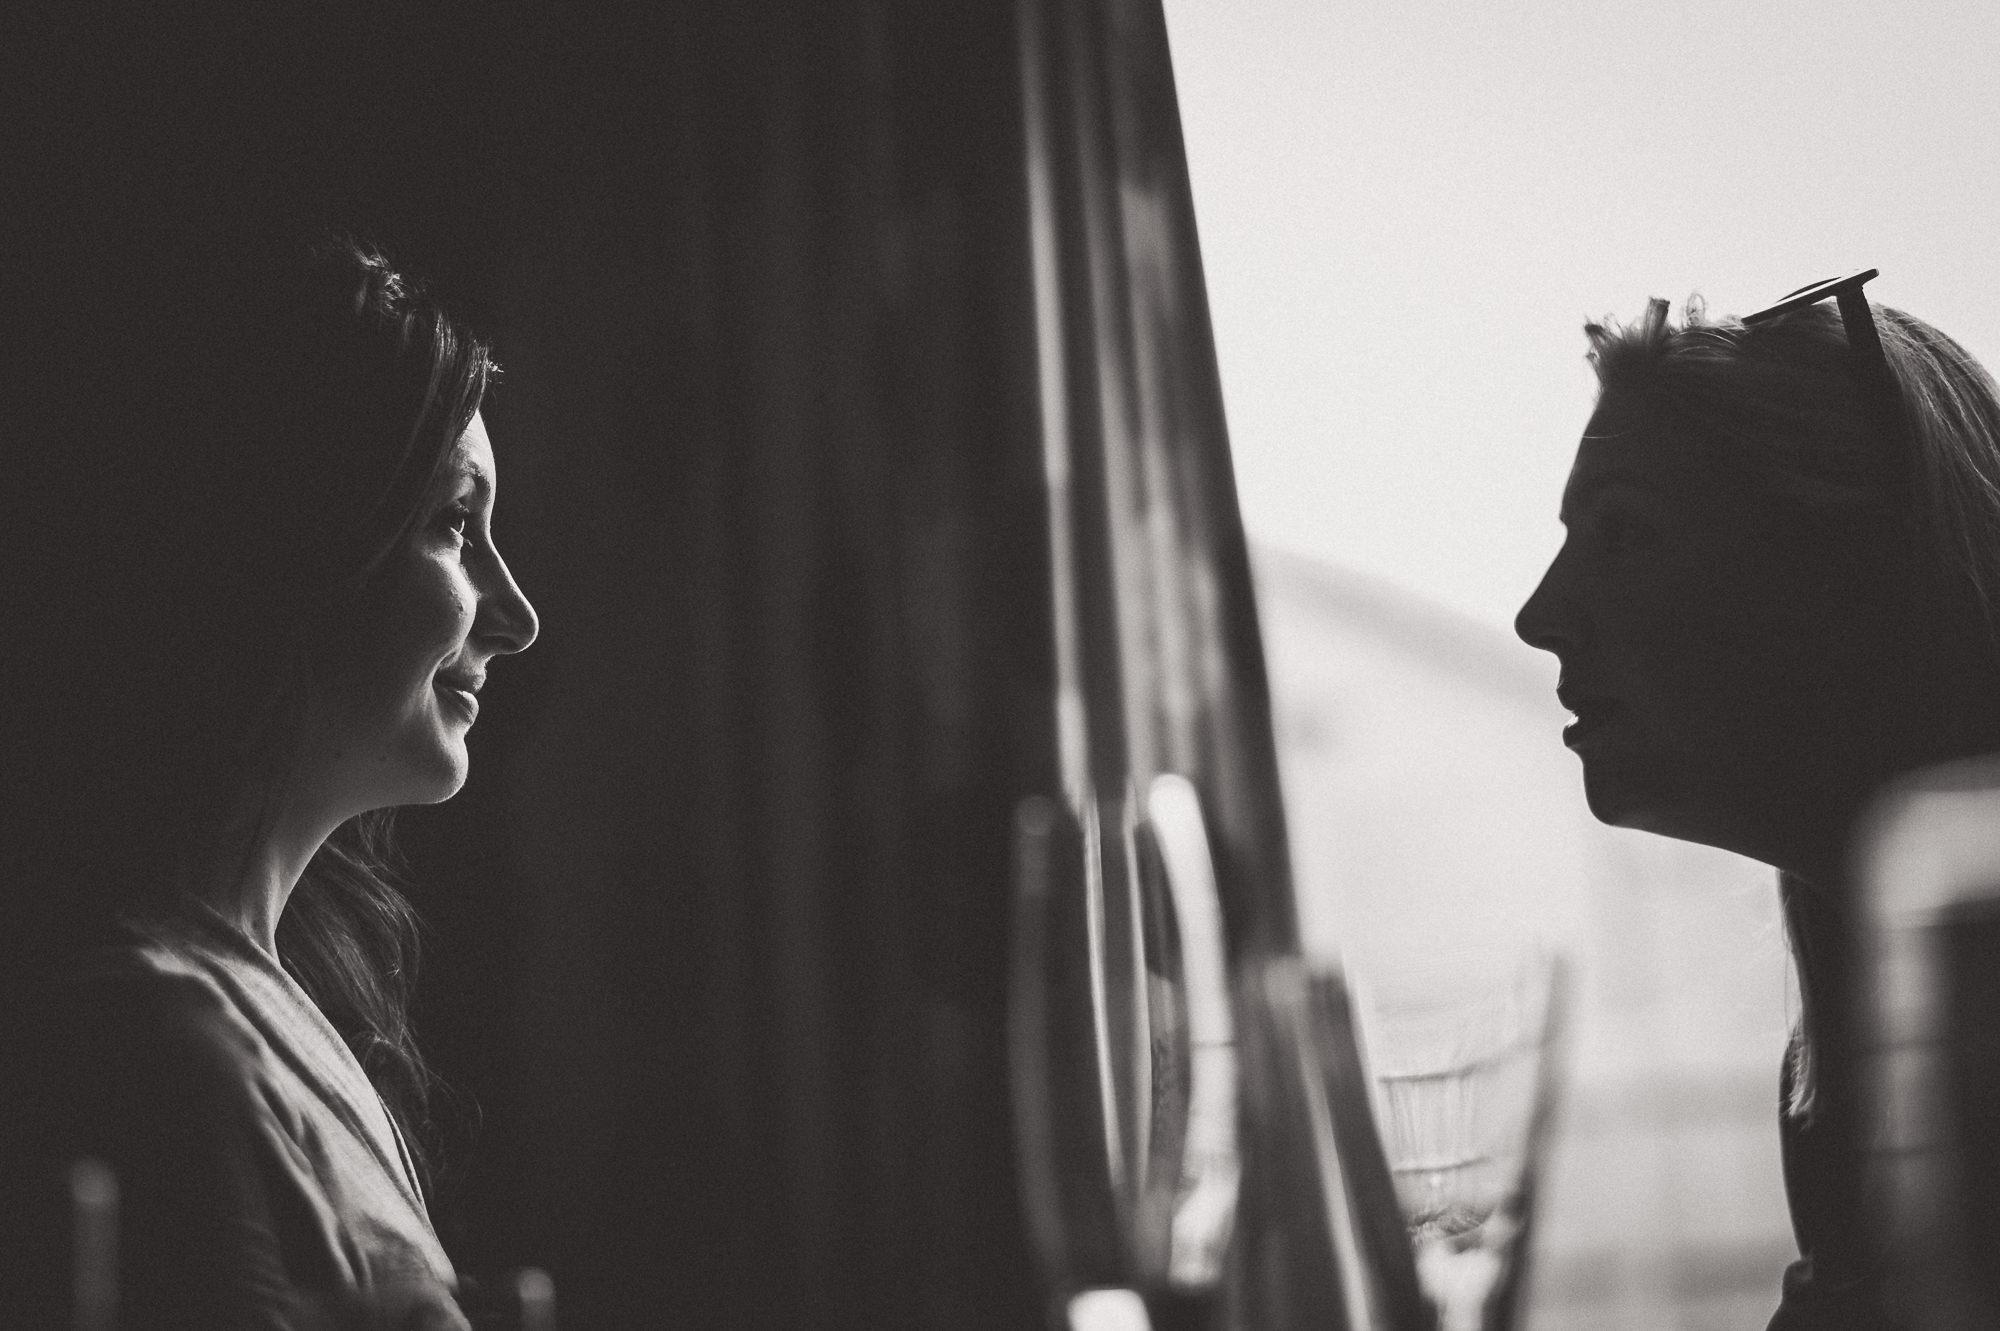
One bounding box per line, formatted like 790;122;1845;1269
0;226;538;1327
1514;277;2000;1328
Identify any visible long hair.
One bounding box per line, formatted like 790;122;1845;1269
1582;294;2000;1118
1;225;494;1181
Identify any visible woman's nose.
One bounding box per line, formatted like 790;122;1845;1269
1515;555;1579;656
478;551;539;657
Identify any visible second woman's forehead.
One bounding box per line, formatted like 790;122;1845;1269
1563;403;1711;520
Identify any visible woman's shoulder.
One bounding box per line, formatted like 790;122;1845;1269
25;928;302;1226
47;926;271;1096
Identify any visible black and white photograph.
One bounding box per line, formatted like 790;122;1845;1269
4;2;1999;1328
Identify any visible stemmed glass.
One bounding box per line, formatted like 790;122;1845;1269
1348;949;1570;1331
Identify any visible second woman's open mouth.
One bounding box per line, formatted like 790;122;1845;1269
1562;699;1621;747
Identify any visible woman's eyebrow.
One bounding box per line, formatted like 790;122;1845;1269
1560;470;1662;521
446;455;493;498
1574;470;1659;499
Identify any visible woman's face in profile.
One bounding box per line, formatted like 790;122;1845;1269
299;411;539;819
1514;391;1897;860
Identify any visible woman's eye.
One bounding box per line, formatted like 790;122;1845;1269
1597;512;1657;552
434;503;472;543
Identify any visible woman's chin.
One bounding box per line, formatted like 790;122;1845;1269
422;750;471;804
1580;762;1692;838
1581;766;1762;860
380;736;471;807
1582;783;1646;831
417;771;470;805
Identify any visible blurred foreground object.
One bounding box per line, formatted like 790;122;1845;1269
1857;756;2000;1328
1349;951;1569;1331
1008;0;1273;1320
70;1159;118;1331
1010;781;1238;1326
1240;960;1430;1331
0;1156;118;1331
1005;0;1441;1323
460;1267;557;1331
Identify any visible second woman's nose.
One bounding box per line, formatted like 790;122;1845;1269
1515;552;1583;657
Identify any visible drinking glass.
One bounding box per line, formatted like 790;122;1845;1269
1347;950;1569;1331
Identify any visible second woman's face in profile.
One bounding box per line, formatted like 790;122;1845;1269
1514;391;1900;862
300;411;539;821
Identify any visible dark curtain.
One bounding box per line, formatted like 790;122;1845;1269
404;8;1054;1327
6;2;1298;1326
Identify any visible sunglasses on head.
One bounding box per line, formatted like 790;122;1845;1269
1742;267;1904;436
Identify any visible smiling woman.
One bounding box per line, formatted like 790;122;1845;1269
1515;288;2000;1329
0;226;536;1327
303;412;537;833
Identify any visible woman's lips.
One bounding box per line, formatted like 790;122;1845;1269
1562;699;1621;747
435;681;479;722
